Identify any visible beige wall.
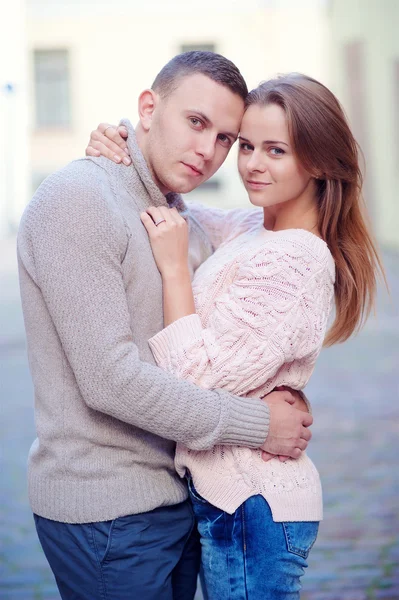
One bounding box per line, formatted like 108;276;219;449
27;0;330;208
330;0;399;249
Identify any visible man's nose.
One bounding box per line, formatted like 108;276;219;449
196;134;216;161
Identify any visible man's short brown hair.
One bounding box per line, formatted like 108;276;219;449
152;51;248;101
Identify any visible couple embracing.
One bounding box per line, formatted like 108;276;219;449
18;51;382;599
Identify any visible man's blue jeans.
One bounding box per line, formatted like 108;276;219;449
34;499;200;599
188;478;319;600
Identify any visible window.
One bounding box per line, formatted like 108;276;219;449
34;49;71;128
180;43;216;54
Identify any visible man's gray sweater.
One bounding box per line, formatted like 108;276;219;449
17;120;270;523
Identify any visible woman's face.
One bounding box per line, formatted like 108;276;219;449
237;103;314;210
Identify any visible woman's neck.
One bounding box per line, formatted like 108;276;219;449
263;190;320;237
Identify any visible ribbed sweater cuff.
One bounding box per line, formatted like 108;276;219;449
148;314;203;364
220;394;270;448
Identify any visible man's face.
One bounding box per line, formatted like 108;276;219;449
144;74;245;194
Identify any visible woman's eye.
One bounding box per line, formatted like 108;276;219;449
270;147;285;156
239;142;253;151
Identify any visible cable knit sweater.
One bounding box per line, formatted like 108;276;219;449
149;204;336;522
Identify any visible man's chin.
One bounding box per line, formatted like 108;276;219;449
168;178;203;195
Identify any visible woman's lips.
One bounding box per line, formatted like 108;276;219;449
246;180;272;189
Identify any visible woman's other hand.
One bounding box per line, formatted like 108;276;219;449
85;123;131;165
141;207;189;278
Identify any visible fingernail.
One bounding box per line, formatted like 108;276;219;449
114;155;121;163
123;157;131;166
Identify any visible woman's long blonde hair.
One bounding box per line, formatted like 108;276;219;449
246;74;385;345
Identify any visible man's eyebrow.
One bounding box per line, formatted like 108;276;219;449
186;109;211;124
239;135;289;147
187;110;238;140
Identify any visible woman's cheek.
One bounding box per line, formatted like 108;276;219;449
237;156;247;180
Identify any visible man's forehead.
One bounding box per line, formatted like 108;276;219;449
171;74;244;128
172;73;243;104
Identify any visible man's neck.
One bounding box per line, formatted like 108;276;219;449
135;124;169;196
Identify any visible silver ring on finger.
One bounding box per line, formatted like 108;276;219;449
103;125;113;135
154;219;166;227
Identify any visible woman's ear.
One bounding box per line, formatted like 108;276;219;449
138;89;159;131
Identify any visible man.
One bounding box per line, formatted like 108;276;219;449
18;51;312;599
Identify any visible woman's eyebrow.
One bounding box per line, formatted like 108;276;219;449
263;140;289;146
239;135;289;147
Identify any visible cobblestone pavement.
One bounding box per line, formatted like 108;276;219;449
1;236;398;600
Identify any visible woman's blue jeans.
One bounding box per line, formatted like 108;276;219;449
188;478;319;600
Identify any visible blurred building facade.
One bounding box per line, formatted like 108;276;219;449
0;0;397;251
0;0;30;237
329;0;399;250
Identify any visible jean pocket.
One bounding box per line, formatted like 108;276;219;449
282;521;319;559
187;476;208;505
90;519;116;564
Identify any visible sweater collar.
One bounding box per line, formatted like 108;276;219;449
117;118;187;213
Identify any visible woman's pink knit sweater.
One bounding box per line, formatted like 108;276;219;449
149;204;335;522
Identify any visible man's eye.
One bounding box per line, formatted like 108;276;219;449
218;134;232;146
189;117;202;127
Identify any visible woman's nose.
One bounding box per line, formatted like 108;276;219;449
247;151;267;173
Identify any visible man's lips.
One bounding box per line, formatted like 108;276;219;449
182;162;203;176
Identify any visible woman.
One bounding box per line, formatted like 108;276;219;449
86;74;383;599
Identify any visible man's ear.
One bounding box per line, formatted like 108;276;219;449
138;89;159;131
